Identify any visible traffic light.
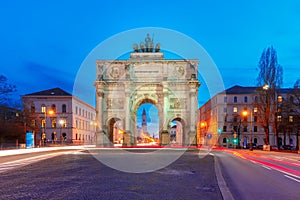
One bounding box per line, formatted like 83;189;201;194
218;128;222;134
232;138;238;144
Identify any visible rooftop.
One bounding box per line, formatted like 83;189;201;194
24;88;72;96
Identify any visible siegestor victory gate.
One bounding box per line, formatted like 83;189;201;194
94;35;200;146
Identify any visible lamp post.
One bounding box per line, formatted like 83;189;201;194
59;119;64;144
242;110;253;151
200;121;208;146
42;109;54;147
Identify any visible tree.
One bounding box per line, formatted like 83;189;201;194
256;46;283;146
0;75;17;106
293;79;300;150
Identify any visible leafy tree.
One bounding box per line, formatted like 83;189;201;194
256;46;283;146
0;75;17;106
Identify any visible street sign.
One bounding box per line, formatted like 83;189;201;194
206;133;212;140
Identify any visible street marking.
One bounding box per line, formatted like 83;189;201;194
251;160;257;164
284;175;300;183
0;152;64;174
261;165;271;170
209;153;214;156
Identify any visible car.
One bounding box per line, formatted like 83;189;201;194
270;145;278;150
281;145;293;150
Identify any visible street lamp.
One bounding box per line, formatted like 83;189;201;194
200;121;208;146
242;110;253;151
59;119;64;143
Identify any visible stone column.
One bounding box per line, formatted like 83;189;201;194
188;80;200;146
95;82;106;146
161;84;169;145
123;88;132;146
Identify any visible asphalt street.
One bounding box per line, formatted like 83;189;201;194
215;150;300;200
0;150;222;200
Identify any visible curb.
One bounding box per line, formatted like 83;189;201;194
214;154;235;200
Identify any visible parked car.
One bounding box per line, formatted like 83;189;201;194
281;145;294;150
270;145;278;150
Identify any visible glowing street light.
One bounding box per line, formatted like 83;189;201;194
263;84;269;90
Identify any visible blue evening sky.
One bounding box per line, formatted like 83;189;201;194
1;0;300;107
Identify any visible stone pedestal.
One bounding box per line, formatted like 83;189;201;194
96;131;108;147
160;130;169;146
122;132;133;147
188;132;197;146
263;144;271;151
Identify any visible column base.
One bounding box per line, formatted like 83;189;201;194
160;130;169;146
95;130;110;147
187;131;196;146
122;131;134;147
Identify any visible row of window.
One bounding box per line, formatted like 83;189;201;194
75;106;95;120
75;133;94;141
277;115;294;122
32;104;67;113
41;118;67;128
75;119;96;132
223;125;258;132
224;96;255;103
223;107;258;113
224;95;289;104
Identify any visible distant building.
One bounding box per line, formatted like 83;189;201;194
142;108;147;133
22;88;96;145
199;85;299;149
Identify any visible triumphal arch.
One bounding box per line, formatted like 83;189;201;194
94;34;200;146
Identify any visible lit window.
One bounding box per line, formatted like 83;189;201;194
60;119;67;128
254;107;258;113
277;96;283;102
41;105;46;113
42;119;46;128
277;115;282;122
51;119;56;128
289;116;293;122
233;107;238;113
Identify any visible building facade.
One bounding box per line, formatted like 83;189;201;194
22;88;96;146
199;85;299;149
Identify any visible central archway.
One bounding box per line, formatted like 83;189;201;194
135;102;159;146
